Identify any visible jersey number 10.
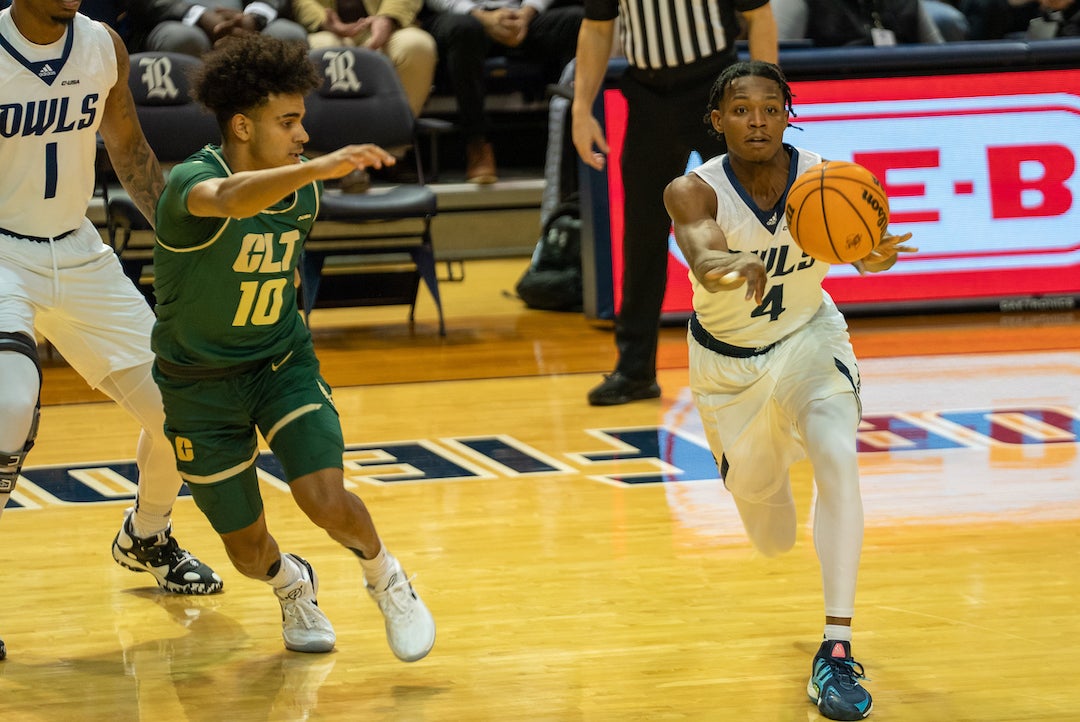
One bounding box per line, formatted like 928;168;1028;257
233;278;289;327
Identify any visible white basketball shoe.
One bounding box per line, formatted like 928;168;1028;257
365;556;435;662
276;554;336;653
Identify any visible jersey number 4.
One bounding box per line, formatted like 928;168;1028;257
750;284;786;323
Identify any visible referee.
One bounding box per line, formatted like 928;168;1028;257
571;0;778;406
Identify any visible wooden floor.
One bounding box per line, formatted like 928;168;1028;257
4;258;1080;721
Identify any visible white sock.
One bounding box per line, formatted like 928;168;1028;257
131;504;171;539
268;554;303;592
824;624;853;643
359;546;397;590
98;365;185;535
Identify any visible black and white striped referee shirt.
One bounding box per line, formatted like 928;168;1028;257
584;0;770;70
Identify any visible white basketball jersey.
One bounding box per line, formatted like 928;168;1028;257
0;10;115;237
689;146;832;348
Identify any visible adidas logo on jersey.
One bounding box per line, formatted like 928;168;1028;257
38;63;57;78
766;212;779;227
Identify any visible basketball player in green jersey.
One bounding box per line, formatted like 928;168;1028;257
150;34;435;660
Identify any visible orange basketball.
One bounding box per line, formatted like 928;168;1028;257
784;160;890;264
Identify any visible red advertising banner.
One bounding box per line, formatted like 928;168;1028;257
595;68;1080;316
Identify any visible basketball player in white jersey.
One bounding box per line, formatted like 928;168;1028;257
0;0;222;661
664;61;915;721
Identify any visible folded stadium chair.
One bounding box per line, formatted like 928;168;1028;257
302;46;445;336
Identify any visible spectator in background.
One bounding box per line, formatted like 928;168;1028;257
125;0;308;56
922;0;970;39
770;0;946;44
1041;0;1080;35
961;0;1077;38
292;0;437;119
958;0;1024;37
78;0;132;39
421;0;583;184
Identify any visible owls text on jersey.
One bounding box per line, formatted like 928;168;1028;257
689;145;832;349
0;10;116;237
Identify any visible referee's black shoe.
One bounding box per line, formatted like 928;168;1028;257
588;372;661;406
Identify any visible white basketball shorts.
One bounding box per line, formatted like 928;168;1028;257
688;298;861;503
0;219;155;389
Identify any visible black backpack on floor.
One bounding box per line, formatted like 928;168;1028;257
515;199;582;312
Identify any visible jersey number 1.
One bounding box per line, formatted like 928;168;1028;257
45;142;58;199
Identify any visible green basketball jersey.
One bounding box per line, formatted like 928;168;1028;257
152;146;322;368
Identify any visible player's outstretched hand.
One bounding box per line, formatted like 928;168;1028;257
697;251;767;304
855;231;917;275
313;144;397;180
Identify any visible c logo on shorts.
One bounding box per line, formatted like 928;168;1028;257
174;436;195;462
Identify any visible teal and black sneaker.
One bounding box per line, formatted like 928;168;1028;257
807;639;873;720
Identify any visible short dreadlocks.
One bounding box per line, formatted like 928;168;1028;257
703;61;796;140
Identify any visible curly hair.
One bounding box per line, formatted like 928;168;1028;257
703;60;796;140
190;35;322;130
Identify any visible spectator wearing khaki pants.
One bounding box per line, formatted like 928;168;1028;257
293;0;437;119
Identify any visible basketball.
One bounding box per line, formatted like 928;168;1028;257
784;160;890;264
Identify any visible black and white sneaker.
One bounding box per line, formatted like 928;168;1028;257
1;635;6;661
112;509;223;595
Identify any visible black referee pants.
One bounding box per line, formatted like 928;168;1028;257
614;54;732;381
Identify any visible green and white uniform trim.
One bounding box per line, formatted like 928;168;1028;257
151;145;321;369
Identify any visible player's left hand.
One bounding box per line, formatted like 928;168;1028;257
315;144;397;179
855;231;917;275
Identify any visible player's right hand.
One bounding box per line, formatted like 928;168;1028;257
697;251;767;303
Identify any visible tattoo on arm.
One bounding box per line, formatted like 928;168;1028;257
102;27;165;229
116;139;166;229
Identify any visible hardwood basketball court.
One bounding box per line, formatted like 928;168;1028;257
2;259;1078;721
